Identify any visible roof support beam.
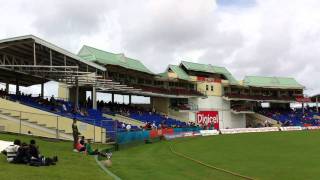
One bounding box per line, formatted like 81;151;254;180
92;85;97;110
33;42;36;65
50;49;52;71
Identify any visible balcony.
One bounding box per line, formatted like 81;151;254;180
224;93;296;102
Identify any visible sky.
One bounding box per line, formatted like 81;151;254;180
0;0;320;98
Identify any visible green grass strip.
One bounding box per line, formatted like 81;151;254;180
169;140;256;180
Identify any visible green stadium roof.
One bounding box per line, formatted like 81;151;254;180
78;45;154;75
180;61;238;84
243;76;304;89
168;65;190;81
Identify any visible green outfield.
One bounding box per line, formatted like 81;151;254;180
110;131;320;180
1;131;320;180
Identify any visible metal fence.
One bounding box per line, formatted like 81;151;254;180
0;107;110;143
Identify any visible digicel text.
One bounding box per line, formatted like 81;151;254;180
197;114;218;124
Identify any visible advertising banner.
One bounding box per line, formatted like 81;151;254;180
196;111;219;129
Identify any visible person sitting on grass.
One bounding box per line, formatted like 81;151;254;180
85;139;99;155
76;137;86;152
29;139;40;159
27;139;58;166
85;139;109;158
1;139;21;163
14;142;31;164
79;136;86;146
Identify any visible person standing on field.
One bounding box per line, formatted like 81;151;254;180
72;118;80;151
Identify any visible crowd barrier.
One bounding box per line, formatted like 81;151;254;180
199;130;220;136
116;127;202;144
117;126;320;144
279;126;303;131
305;126;320;130
220;127;279;134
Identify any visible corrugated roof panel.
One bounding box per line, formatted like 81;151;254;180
244;76;304;89
169;65;190;81
180;61;238;84
78;45;154;75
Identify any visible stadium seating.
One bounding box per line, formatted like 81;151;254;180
225;93;294;101
132;85;203;96
6;94;118;141
2;92;188;139
129;112;187;128
258;108;320;126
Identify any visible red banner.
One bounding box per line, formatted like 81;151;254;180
196;76;221;83
196;111;219;129
296;97;311;103
149;128;174;138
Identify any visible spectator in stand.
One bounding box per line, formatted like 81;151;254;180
1;139;21;163
151;121;157;129
62;103;67;112
50;95;55;104
145;122;151;130
121;122;126;129
126;124;131;131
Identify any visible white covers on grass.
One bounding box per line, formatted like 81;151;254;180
0;140;13;152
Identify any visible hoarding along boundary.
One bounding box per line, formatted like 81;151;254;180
117;126;320;144
116;127;202;144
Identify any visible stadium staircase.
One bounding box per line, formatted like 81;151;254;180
0;108;73;140
103;113;144;127
0;98;74;140
0;97;108;142
247;113;280;127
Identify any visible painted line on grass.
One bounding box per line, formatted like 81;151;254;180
94;155;122;180
169;141;256;180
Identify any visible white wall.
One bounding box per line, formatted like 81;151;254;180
192;96;246;129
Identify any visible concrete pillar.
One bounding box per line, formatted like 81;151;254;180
92;86;97;110
129;94;132;105
111;93;114;103
316;97;319;113
75;77;79;109
40;83;44;98
15;80;19;95
5;83;9;94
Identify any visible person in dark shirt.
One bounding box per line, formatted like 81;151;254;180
79;136;85;146
72;118;80;150
14;142;30;164
29;139;40;158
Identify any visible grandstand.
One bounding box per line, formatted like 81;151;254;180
2;34;320;180
0;34;317;144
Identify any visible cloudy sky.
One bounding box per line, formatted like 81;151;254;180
0;0;320;97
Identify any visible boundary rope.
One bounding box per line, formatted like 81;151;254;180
169;141;256;180
94;148;122;180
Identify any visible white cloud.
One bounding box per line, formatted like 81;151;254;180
1;0;320;96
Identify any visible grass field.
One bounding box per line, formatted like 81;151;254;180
0;133;112;180
2;131;320;180
110;130;320;180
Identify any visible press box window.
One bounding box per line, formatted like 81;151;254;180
206;85;209;91
211;86;214;91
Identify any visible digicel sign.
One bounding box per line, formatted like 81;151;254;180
196;111;219;129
